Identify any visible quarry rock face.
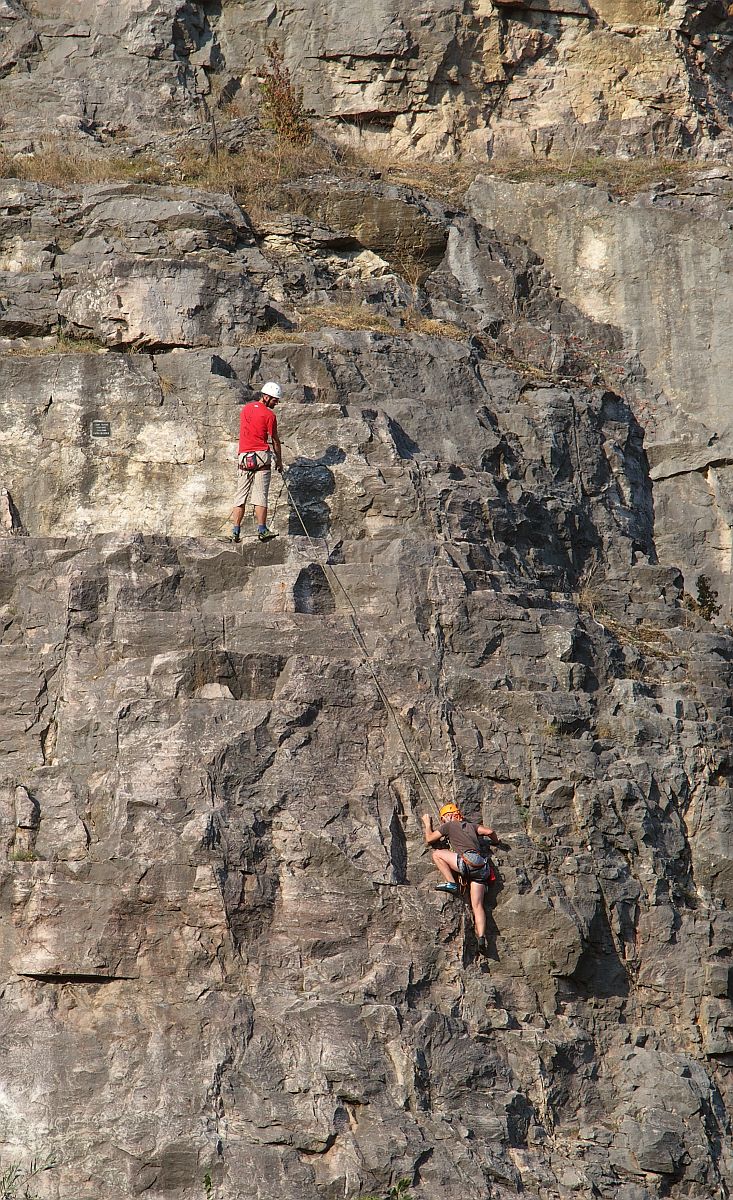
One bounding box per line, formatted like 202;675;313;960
2;381;733;1199
3;168;731;609
0;175;635;546
1;1;732;160
1;4;733;1200
466;172;733;612
1;171;733;1199
0;182;267;346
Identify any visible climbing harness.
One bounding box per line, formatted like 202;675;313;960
239;451;269;472
456;850;495;886
436;801;496;886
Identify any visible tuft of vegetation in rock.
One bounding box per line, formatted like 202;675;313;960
236;304;468;346
0;1156;58;1199
175;140;335;225
683;575;722;623
360;1179;413;1200
258;42;312;147
689;574;722;622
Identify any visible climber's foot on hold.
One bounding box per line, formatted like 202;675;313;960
435;882;460;895
477;935;489;956
258;528;277;542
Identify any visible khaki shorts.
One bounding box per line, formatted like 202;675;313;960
233;452;271;509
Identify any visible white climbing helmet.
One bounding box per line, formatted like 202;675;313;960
261;381;282;400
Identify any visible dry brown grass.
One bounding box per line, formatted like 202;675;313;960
600;616;680;662
0;331;108;356
175;140;336;224
0;143;169;186
0;138;335;224
489;154;703;198
575;559;682;662
576;558;605;619
238;305;394;344
236;304;468;347
241;311;536;369
296;304;467;338
399;308;465;339
354;149;706;202
0;138;712;226
351;151;477;205
298;303;394;334
235;327;309;348
57;331;108;353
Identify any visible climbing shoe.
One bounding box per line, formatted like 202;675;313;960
258;528;277;542
477;935;489;956
435;882;460;895
227;531;241;544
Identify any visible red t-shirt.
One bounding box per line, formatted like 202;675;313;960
238;401;277;453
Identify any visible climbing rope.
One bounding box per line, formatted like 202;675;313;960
442;699;459;811
279;468;443;816
222;441;452;816
268;471;287;531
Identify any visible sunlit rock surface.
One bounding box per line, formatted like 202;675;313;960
467;172;733;611
1;1;732;160
1;5;733;1197
2;220;733;1194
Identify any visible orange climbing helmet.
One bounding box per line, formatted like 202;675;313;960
439;803;462;821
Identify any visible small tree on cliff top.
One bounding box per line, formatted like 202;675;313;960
259;42;312;146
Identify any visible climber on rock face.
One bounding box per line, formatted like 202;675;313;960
422;803;499;955
228;381;283;543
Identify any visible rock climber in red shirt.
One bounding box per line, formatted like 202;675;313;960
228;381;283;543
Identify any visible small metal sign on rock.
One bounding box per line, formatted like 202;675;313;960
90;421;111;437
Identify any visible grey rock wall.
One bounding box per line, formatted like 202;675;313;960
1;13;732;1180
0;182;267;347
2;400;732;1198
1;1;732;160
0;175;637;546
467;172;733;612
1;171;733;1200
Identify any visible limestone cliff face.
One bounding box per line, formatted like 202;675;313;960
1;1;732;160
467;171;733;613
1;173;733;1199
2;4;733;1200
